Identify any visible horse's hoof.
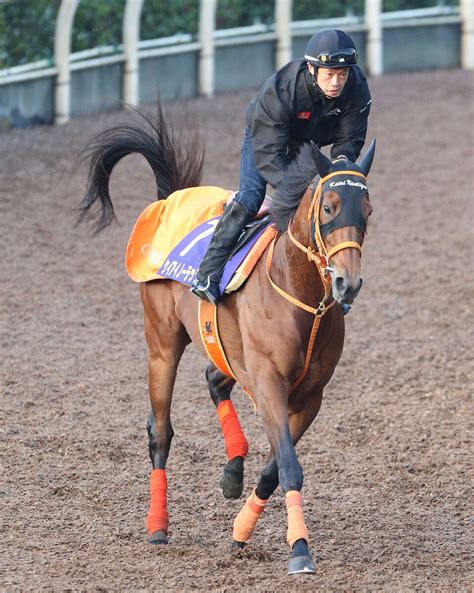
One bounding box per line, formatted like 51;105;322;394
219;473;243;499
231;539;246;550
219;456;244;499
287;555;316;575
148;530;168;545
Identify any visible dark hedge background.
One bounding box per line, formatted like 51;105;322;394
0;0;456;69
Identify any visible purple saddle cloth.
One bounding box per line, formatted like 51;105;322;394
157;216;271;296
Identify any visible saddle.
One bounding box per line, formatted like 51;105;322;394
126;186;276;295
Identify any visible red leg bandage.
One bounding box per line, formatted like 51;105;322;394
233;489;268;542
146;469;169;534
286;490;309;548
217;400;249;460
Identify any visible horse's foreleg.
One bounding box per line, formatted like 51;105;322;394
233;391;322;574
206;365;248;499
141;283;188;545
262;400;314;574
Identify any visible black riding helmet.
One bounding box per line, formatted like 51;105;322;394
305;29;358;68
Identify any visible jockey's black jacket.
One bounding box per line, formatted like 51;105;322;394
245;59;372;188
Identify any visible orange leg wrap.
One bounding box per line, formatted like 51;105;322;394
285;490;310;548
217;400;249;460
232;489;268;543
146;469;169;535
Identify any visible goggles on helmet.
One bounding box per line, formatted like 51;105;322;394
305;48;358;66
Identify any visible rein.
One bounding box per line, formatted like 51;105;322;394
265;169;367;393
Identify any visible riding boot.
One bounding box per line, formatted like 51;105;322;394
190;201;252;304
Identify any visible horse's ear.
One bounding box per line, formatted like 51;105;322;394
310;141;332;178
357;139;376;176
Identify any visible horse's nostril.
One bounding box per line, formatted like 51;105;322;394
335;277;346;293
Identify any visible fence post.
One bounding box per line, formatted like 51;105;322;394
54;0;79;124
199;0;217;97
123;0;144;106
461;0;474;69
275;0;292;69
365;0;383;76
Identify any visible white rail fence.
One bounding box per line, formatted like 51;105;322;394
0;1;472;127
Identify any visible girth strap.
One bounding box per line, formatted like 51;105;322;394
198;300;237;380
198;300;257;406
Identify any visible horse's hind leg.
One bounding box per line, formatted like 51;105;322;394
141;282;189;545
146;411;173;544
206;365;248;499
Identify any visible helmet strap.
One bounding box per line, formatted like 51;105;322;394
307;63;319;89
308;64;346;100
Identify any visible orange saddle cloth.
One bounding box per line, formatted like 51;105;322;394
126;186;230;283
126;186;277;293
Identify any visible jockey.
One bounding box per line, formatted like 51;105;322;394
191;29;372;304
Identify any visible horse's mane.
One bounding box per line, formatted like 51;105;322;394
270;143;320;232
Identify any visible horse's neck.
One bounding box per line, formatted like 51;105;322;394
291;187;313;248
272;189;326;306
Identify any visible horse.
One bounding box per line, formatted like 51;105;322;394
79;102;375;575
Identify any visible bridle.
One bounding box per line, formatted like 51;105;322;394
265;168;369;392
308;170;367;262
267;169;368;315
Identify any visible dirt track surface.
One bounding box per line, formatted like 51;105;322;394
1;70;473;591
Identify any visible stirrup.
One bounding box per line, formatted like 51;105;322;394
190;277;221;305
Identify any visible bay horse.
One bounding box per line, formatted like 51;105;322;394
79;103;375;575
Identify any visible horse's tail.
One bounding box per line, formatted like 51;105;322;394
77;102;204;232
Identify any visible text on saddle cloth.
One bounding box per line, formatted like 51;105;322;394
126;185;230;284
158;216;273;296
126;185;275;298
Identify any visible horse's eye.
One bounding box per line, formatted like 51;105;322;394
323;205;331;214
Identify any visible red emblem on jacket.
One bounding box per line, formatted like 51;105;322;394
296;111;311;120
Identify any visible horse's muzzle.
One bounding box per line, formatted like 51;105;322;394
332;276;363;305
